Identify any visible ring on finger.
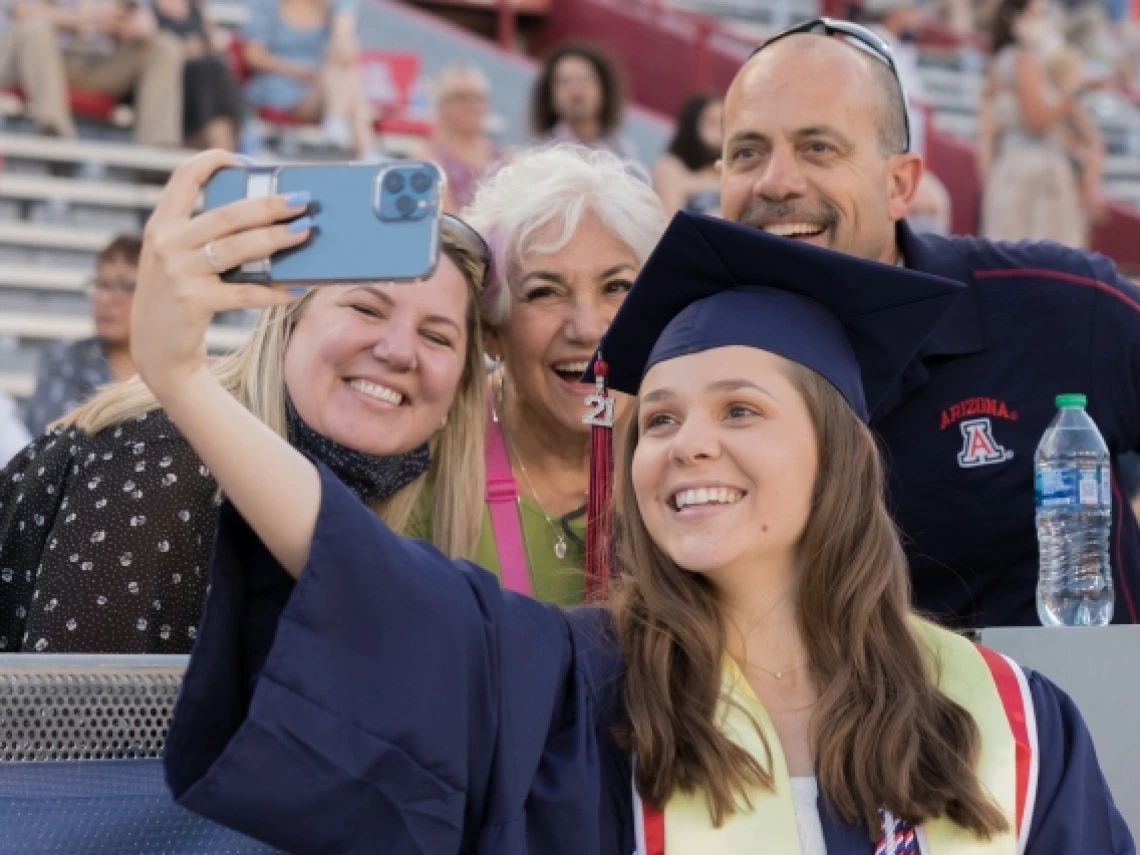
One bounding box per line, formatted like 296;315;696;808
203;242;224;274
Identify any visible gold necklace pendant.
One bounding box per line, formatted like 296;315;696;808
747;661;810;681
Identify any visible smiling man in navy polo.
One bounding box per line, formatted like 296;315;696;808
719;20;1140;627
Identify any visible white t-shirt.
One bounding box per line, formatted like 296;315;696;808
791;776;828;854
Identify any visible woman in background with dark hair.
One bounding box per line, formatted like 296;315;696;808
653;91;723;216
530;40;635;160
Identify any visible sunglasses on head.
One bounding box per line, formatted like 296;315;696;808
752;17;911;154
441;213;492;288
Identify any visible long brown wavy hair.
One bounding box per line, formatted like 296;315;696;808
613;362;1009;838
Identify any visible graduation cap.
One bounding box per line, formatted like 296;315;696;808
580;211;965;599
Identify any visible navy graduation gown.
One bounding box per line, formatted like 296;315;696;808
164;464;1134;854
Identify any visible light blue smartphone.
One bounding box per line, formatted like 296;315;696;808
201;161;445;284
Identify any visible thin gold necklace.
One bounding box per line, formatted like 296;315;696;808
743;661;811;681
495;381;570;561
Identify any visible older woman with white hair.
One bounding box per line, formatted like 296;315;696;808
412;64;508;214
410;144;667;604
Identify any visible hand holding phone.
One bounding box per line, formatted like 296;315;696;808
202;160;446;285
131;150;311;397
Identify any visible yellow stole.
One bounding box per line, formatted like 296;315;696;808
657;620;1021;854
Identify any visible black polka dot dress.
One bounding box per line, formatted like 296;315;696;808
0;411;220;654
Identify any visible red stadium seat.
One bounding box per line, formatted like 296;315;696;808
1;84;120;124
227;38;305;126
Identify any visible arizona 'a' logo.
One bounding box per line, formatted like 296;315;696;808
957;418;1014;468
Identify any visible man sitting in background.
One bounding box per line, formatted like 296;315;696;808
25;235;140;436
0;0;182;146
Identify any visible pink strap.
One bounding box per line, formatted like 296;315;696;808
485;406;531;595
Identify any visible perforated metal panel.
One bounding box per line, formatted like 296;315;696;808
0;657;183;762
0;655;280;853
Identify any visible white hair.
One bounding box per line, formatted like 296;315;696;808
463;144;668;327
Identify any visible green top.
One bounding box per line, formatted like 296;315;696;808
1056;393;1088;409
408;481;587;607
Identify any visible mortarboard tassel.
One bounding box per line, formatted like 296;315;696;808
583;357;616;603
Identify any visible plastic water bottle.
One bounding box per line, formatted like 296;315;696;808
1035;393;1114;626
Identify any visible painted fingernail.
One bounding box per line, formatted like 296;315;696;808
288;216;313;234
284;191;311;208
289;287;309;296
235;154;256;165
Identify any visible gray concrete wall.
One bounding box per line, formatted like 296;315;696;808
981;625;1139;835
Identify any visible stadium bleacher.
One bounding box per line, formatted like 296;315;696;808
0;128;248;412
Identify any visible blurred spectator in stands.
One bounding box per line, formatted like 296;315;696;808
0;209;489;654
530;41;635;160
153;0;244;150
859;0;953;234
1044;41;1108;219
980;0;1105;247
407;146;665;604
241;0;374;158
412;64;507;214
0;393;30;468
653;91;723;217
0;0;183;145
25;235;140;437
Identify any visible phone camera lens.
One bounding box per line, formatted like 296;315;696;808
383;171;406;194
409;171;432;193
396;195;415;215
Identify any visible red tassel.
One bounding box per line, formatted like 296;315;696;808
584;358;615;603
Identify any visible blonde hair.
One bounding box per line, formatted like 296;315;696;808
59;232;488;560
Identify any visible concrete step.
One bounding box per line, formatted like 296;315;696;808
0;132;194;174
0;223;114;253
0;173;163;210
0;265;86;293
0;311;249;350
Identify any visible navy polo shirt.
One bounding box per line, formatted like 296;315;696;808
875;223;1140;628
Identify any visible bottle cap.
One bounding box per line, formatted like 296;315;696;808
1055;393;1087;408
